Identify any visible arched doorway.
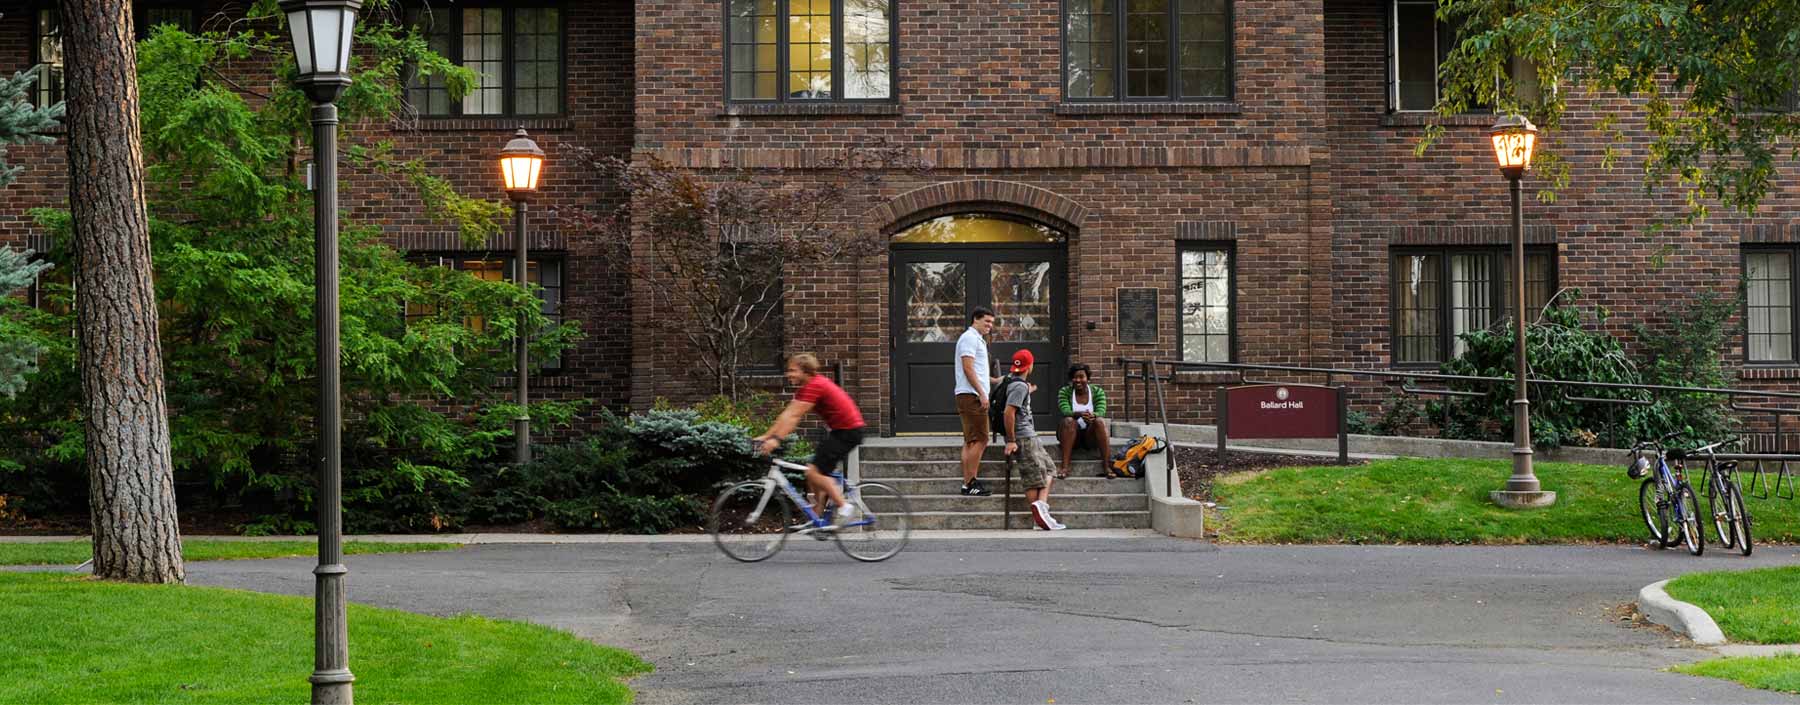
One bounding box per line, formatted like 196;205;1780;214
890;214;1068;433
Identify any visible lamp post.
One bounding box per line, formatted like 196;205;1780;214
500;128;545;464
278;0;362;702
1489;114;1556;509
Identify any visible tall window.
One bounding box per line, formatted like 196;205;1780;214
1179;245;1233;362
1388;0;1537;112
34;9;63;107
1064;0;1232;101
1746;249;1797;363
727;0;894;102
405;6;564;117
407;256;566;371
1391;247;1555;366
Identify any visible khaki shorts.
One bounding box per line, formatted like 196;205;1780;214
956;393;989;444
1013;439;1053;491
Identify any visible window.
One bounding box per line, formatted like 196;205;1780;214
138;6;197;38
1746;248;1797;363
408;256;565;371
1064;0;1232;102
1179;245;1233;362
726;0;895;102
1391;247;1555;366
1387;0;1535;112
33;9;63;107
405;6;564;117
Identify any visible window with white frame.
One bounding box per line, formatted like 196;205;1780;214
1746;249;1797;363
1179;245;1233;362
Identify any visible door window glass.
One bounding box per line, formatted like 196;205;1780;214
991;261;1052;342
904;262;967;342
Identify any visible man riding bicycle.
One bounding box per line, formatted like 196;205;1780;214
754;353;865;529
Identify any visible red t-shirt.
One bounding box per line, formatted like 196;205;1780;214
795;375;865;431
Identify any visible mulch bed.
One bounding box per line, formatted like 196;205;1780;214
1173;446;1366;502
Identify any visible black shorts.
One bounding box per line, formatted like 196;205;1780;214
814;427;865;476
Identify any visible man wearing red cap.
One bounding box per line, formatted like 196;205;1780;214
1001;349;1065;530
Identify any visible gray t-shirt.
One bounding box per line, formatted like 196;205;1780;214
1003;374;1035;440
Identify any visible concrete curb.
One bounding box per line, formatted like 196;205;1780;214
1639;579;1727;645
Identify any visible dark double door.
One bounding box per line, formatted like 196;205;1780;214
891;246;1067;433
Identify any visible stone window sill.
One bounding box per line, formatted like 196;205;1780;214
1056;101;1242;116
1381;112;1500;128
1739;366;1800;381
398;117;574;132
720;102;902;117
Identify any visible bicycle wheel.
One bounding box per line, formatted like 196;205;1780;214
710;481;794;563
1675;484;1704;556
1708;476;1736;549
834;481;912;563
1726;483;1753;557
1639;478;1670;546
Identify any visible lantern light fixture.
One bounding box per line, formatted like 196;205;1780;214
279;0;363;103
499;127;546;198
1490;113;1538;180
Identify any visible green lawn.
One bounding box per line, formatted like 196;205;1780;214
1665;566;1800;644
0;571;649;704
1675;655;1800;695
0;539;460;566
1209;458;1800;544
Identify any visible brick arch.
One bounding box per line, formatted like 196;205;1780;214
870;180;1090;235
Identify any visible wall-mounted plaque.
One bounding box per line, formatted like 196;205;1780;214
1117;288;1158;345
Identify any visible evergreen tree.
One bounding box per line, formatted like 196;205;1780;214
0;66;60;398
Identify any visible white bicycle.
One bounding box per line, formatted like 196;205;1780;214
708;454;913;562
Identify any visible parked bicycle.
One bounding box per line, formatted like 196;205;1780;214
1693;437;1754;556
1629;433;1704;555
708;448;913;563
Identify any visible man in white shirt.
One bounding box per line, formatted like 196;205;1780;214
954;307;996;496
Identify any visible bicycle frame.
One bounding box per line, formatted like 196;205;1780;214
744;458;879;530
1653;454;1689;522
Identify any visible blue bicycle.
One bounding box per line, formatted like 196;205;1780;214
708;453;912;563
1630;433;1705;556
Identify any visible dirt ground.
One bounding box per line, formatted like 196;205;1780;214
1173;446;1365;502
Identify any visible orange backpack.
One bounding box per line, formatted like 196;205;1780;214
1107;435;1167;479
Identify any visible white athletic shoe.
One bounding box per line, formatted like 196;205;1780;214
1035;501;1067;531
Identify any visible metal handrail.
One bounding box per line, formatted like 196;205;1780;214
1116;357;1800;476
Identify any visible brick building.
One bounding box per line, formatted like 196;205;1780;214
3;1;1797;435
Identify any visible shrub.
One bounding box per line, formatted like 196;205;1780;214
1439;291;1645;448
1626;293;1739;447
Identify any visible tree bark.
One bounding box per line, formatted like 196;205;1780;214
60;0;184;583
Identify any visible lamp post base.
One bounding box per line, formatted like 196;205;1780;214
1490;489;1557;509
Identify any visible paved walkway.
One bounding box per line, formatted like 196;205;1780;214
178;537;1800;704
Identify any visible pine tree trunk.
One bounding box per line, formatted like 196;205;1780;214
60;0;184;583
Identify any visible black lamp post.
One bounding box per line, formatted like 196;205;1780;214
499;127;545;464
1489;114;1556;509
278;0;362;702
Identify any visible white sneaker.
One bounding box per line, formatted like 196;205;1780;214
1036;501;1067;531
833;503;857;527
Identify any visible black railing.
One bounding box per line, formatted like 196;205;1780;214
1117;358;1800;497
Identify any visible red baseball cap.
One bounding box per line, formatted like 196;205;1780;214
1010;349;1034;373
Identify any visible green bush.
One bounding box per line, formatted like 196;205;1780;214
1440;291;1645;448
1626;293;1739;447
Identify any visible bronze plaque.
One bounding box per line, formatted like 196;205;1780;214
1117;288;1158;345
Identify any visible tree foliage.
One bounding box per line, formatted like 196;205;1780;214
0;66;59;400
1;8;577;525
0;65;64;188
580;148;929;399
1430;0;1800;221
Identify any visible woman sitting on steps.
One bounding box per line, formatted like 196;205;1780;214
1055;363;1110;479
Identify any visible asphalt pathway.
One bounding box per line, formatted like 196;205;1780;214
187;537;1800;704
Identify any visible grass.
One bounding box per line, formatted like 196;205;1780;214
0;539;460;566
0;571;649;704
1208;457;1800;544
1675;655;1800;695
1665;566;1800;644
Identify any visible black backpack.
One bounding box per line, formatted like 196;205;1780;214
988;375;1021;440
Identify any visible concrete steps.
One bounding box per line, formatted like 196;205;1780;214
856;438;1149;530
